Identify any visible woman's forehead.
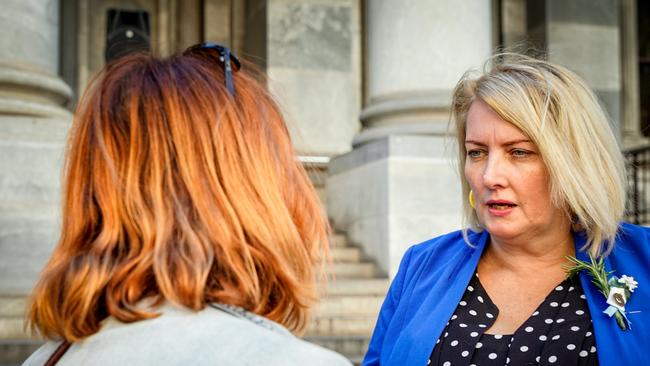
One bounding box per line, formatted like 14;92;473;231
465;100;530;142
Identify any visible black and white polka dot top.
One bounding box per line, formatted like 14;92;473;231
428;273;598;365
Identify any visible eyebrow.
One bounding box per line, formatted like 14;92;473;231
464;139;533;147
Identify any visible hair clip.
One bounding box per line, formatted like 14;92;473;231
184;42;241;95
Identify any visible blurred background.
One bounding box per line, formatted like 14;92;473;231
1;0;648;364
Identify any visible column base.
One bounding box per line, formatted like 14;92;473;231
327;135;462;277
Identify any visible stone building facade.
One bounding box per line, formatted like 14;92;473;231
1;0;647;364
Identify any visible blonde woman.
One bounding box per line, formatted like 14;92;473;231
363;54;649;365
23;44;351;366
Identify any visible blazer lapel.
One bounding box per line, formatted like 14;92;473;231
392;231;489;365
573;231;643;365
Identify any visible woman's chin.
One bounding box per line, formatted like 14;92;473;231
481;221;524;240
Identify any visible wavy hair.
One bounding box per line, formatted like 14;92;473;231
452;53;626;256
28;51;329;341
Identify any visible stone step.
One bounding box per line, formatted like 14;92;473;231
313;295;384;317
0;339;43;366
306;315;377;336
304;335;369;365
0;318;28;339
0;296;30;343
331;246;361;262
330;262;376;278
320;278;389;296
0;296;26;318
315;187;327;207
329;234;347;247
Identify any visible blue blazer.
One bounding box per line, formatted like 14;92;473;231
362;222;650;365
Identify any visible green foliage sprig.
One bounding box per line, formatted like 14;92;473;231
565;255;632;331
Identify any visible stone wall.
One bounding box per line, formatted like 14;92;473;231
267;0;361;157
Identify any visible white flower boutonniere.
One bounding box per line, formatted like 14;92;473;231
618;275;638;292
566;255;636;331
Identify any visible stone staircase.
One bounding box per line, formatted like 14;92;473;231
0;296;41;366
304;233;389;365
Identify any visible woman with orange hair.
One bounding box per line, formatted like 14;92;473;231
23;44;350;366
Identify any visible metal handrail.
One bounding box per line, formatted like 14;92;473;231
623;145;650;225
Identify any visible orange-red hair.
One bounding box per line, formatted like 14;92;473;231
28;51;329;341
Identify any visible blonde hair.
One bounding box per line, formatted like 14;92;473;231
28;51;329;341
451;53;626;256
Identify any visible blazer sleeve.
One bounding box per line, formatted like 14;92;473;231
362;246;415;366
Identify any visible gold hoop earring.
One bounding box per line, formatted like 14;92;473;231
469;190;476;209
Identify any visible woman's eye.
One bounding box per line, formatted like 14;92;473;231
467;150;483;158
511;149;529;157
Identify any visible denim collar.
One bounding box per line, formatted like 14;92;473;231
209;303;293;337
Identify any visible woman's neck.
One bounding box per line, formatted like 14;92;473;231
482;230;575;275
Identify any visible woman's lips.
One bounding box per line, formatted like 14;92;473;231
485;200;516;217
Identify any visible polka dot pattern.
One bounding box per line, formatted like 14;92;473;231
428;273;598;365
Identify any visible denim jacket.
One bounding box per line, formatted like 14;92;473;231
24;302;351;366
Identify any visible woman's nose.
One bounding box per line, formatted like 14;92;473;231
482;155;507;189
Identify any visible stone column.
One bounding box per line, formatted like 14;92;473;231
501;0;527;47
327;0;493;277
0;0;71;296
620;0;648;148
527;0;623;142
